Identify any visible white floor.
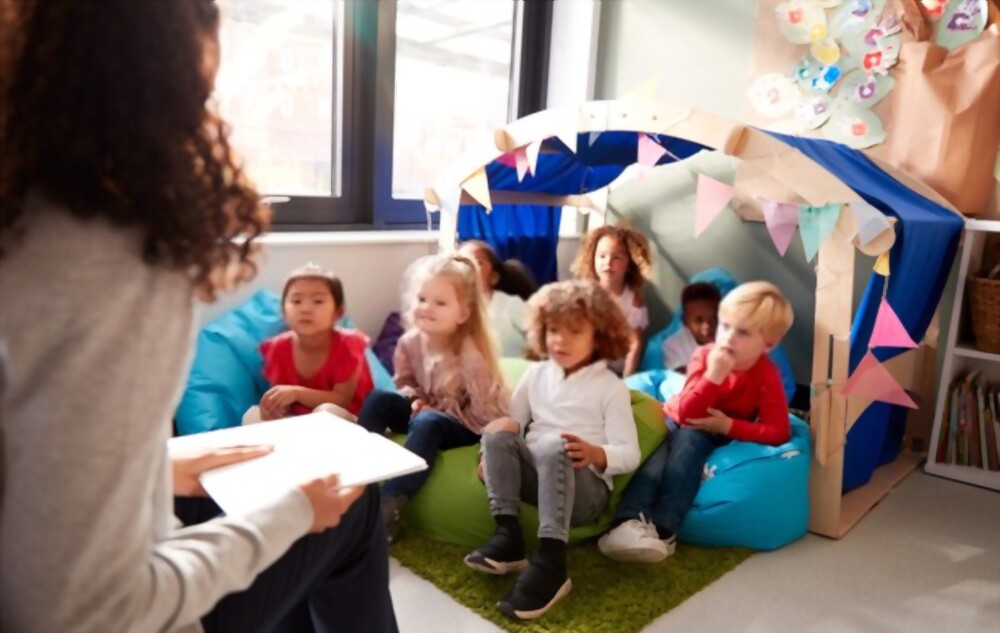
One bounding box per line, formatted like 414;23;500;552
389;471;1000;633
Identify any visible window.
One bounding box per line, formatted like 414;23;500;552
215;0;342;198
215;0;549;228
390;0;516;199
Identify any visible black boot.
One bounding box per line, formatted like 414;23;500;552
497;538;571;620
464;515;527;575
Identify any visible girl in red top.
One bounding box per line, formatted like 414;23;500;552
598;281;794;564
243;264;374;424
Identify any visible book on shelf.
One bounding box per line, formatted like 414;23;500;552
934;371;1000;472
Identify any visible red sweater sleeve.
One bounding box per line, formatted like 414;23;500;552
672;347;724;423
726;362;791;446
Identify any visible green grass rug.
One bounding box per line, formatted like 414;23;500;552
391;536;753;633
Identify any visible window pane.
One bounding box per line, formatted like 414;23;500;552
215;0;340;197
392;0;515;199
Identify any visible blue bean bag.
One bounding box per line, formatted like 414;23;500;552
636;267;796;404
678;416;811;550
175;289;395;436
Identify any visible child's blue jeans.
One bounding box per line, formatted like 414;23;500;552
358;389;479;499
614;419;729;535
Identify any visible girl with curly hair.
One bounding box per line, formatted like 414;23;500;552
0;2;396;632
463;280;640;621
458;239;538;357
357;252;509;543
571;225;653;376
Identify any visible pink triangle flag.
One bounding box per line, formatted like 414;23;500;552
496;152;517;168
842;351;917;408
760;199;799;256
637;133;667;167
870;298;917;349
695;174;735;238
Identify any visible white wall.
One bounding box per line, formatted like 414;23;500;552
595;0;758;120
200;233;582;336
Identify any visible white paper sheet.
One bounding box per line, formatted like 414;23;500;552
168;412;428;516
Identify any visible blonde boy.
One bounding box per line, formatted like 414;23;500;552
599;281;794;563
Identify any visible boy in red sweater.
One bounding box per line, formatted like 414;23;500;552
599;281;794;562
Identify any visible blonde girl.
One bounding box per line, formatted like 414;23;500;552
357;252;509;542
571;225;653;376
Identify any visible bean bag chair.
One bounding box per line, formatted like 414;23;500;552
400;358;669;548
627;361;810;550
175;289;395;436
678;416;811;550
636;267;796;404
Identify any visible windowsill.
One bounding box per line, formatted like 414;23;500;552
257;229;440;246
257;230;584;246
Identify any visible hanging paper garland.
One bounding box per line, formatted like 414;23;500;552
694;174;736;238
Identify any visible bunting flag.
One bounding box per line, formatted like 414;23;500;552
798;203;841;262
513;146;530;182
842;350;917;408
761;199;800;256
434;184;462;217
495;152;517;169
695;174;735;238
589;131;603;146
637;133;667;167
555;124;578;155
873;251;891;275
461;167;492;210
870;297;918;349
848;201;892;246
525;141;541;177
587;188;609;214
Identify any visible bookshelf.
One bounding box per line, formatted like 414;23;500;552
925;218;1000;492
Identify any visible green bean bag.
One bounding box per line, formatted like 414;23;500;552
397;358;667;547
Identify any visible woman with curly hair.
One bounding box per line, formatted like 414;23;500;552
0;2;397;632
463;280;640;621
571;224;653;376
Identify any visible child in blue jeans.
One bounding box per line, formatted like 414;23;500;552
464;280;640;620
599;281;794;563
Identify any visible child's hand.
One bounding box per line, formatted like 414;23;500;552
686;408;732;435
561;433;608;472
411;398;428;414
263;385;302;409
482;417;519;435
705;346;735;383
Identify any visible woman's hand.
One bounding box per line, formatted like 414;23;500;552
298;475;366;533
172;445;274;497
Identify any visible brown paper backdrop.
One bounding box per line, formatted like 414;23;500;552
744;0;1000;216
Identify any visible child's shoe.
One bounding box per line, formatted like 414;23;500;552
597;514;674;563
497;548;571;620
464;524;528;575
380;494;407;545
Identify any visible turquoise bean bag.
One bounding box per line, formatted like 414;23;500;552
175;289;395;435
626;357;810;550
637;267;796;403
678;416;811;550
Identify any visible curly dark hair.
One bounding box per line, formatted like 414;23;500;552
681;282;722;310
0;0;268;301
570;225;653;294
459;239;538;300
525;280;632;363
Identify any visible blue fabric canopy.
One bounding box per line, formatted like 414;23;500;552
457;129;962;492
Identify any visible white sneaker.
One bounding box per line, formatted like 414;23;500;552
598;515;672;563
